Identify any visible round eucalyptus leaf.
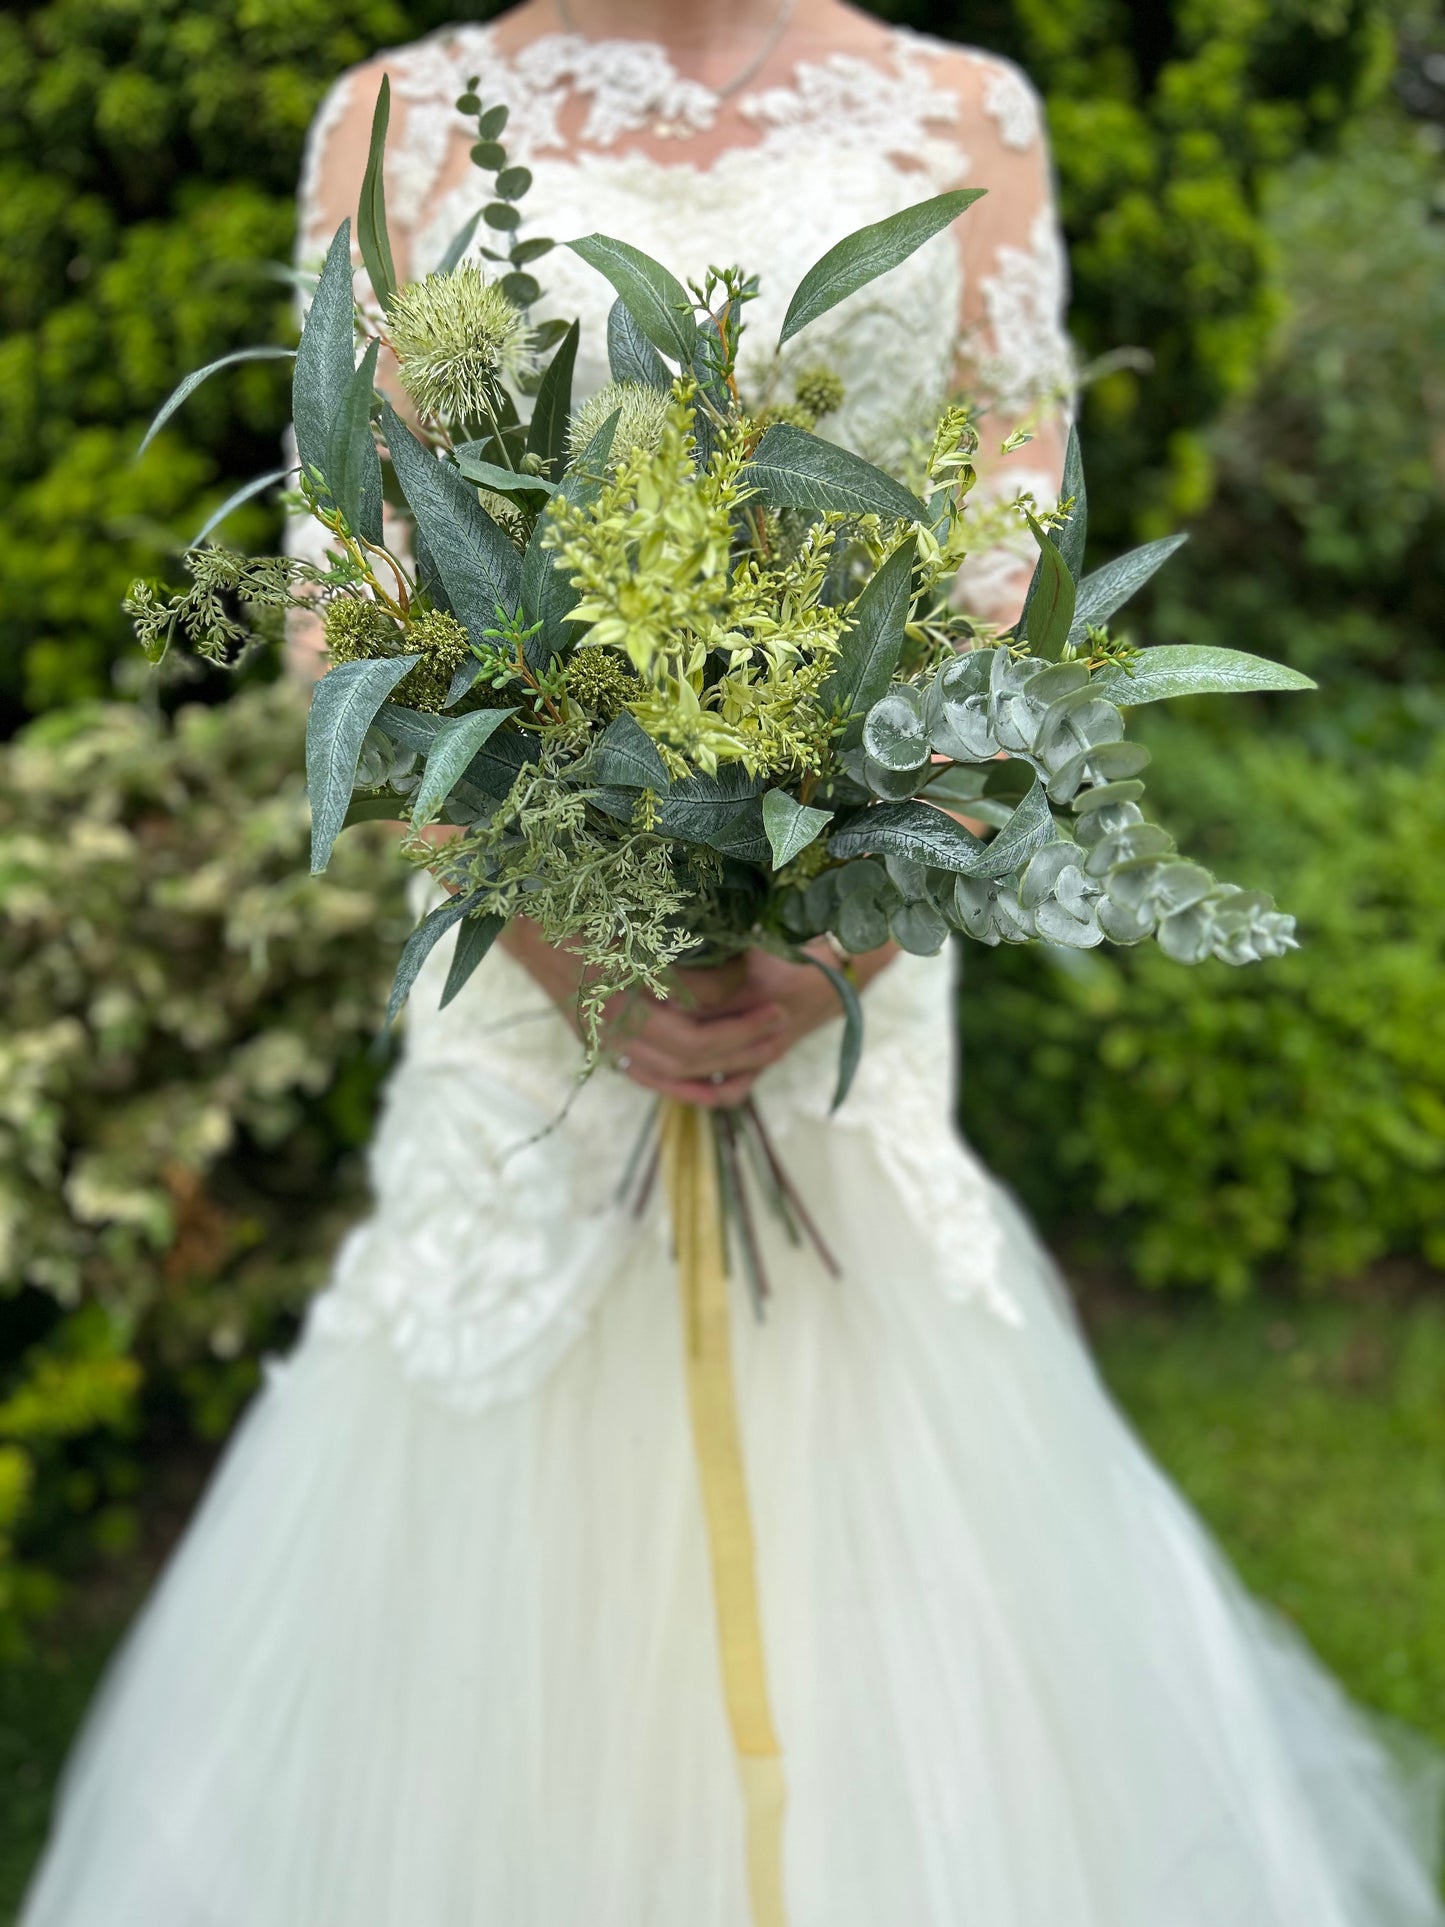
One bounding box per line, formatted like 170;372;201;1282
1150;860;1215;914
1054;863;1095;921
991;887;1035;944
1035;898;1104;948
952;873;995;940
1019;841;1078;910
781;889;818;938
863;753;931;799
862;686;930;770
935;693;997;761
1156;903;1215;964
1104;857;1168;911
890;898;950;955
837;891;891;954
1049;738;1150;804
803;873;840;927
993;693;1045;754
1072;779;1147;816
1083;822;1175;876
885;851;929;901
1096;896;1156;943
937;648;993;705
354;724;401;790
1023;661;1091;704
834;858;889;899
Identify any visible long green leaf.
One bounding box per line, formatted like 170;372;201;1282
385;890;481;1026
658;767;769;863
1056;425;1087;580
411;707;518;823
590;710;671;791
138;347;294;456
762;790;832;869
828;800;988;873
326;337;382;544
975;778;1057;878
525;319;580;480
189;465;292;545
452;448;556;498
1068;534;1188;642
357;77;397;310
795;951;864;1112
1089;645;1316;706
567;235;696;363
294;221;358;482
779;190;986;346
1021;513;1076;660
440;911;507;1007
607;297;670;388
744;423;925;523
437;206;484;275
307;654;421;872
822;538;917;746
520;412;619;663
382;403;523;642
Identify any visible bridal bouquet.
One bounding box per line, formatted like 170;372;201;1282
128;77;1312;1115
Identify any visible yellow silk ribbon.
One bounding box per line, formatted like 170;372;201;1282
660;1101;788;1927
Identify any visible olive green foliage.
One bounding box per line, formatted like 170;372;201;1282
0;685;404;1643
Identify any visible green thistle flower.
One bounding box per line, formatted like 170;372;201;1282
793;367;846;422
324;597;403;665
755;402;815;434
388;268;535;423
566;645;634;720
396;607;472;712
567;381;672;465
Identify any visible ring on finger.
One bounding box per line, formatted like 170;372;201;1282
615;1053;632;1073
709;1070;727;1086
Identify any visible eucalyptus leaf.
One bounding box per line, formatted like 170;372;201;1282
188;465;292;546
441;911;507;1007
744;424;926;523
567;235;696;363
358;78;398;310
861;684;929;770
606;297;671;388
976;779;1059;879
293;222;358;482
1020;514;1077;659
1069;533;1189;641
326;337;382;545
762;789;833;869
658;766;769;863
890;898;950;955
590;710;671;791
828;800;990;873
794;950;864;1111
411;707;518;823
139;346;295;458
386;890;482;1026
307;655;421;873
525;318;579;480
1089;645;1317;706
382;403;522;643
822;538;917;745
779;189;985;345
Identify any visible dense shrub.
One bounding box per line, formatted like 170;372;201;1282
0;684;404;1643
0;0;1397;724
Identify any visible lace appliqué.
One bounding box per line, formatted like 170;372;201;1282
979;57;1042;152
978;204;1074;414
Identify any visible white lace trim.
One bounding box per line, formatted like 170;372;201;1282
980;57;1042;151
978;203;1074;412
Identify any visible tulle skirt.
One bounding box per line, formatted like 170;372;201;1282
20;1098;1444;1925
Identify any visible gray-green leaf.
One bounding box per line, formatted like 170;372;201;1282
607;297;671;388
525;319;579;480
568;235;696;363
779;189;985;346
382;403;522;644
357;78;398;310
795;950;864;1111
326;337;382;545
293;222;358;481
139;345;295;458
1089;645;1317;706
762;790;832;869
411;707;517;824
822;539;918;746
441;911;507;1007
521;411;619;661
658;766;769;863
307;655;421;873
743;424;926;523
590;710;671;790
1069;533;1188;641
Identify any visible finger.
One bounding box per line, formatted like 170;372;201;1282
618;1029;790;1087
624;1065;758;1109
641;1002;787;1070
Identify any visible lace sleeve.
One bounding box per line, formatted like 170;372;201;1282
943;52;1074;626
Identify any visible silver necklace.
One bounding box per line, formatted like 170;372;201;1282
553;0;797;134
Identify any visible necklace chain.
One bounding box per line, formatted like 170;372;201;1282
551;0;798;106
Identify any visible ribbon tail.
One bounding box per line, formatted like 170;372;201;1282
661;1101;789;1927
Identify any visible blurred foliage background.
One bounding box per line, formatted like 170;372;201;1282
0;0;1443;1881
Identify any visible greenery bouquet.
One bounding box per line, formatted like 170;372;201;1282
127;76;1314;1141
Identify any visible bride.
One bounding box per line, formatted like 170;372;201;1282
22;1;1445;1921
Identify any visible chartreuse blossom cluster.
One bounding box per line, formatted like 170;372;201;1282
550;387;849;778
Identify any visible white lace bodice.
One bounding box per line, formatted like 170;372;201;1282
294;19;1063;1409
295;18;1072;601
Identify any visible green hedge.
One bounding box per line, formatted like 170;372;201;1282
0;0;1396;724
0;684;404;1645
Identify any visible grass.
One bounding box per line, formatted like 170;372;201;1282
1;1286;1441;1918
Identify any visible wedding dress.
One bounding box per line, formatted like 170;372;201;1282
21;23;1445;1926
